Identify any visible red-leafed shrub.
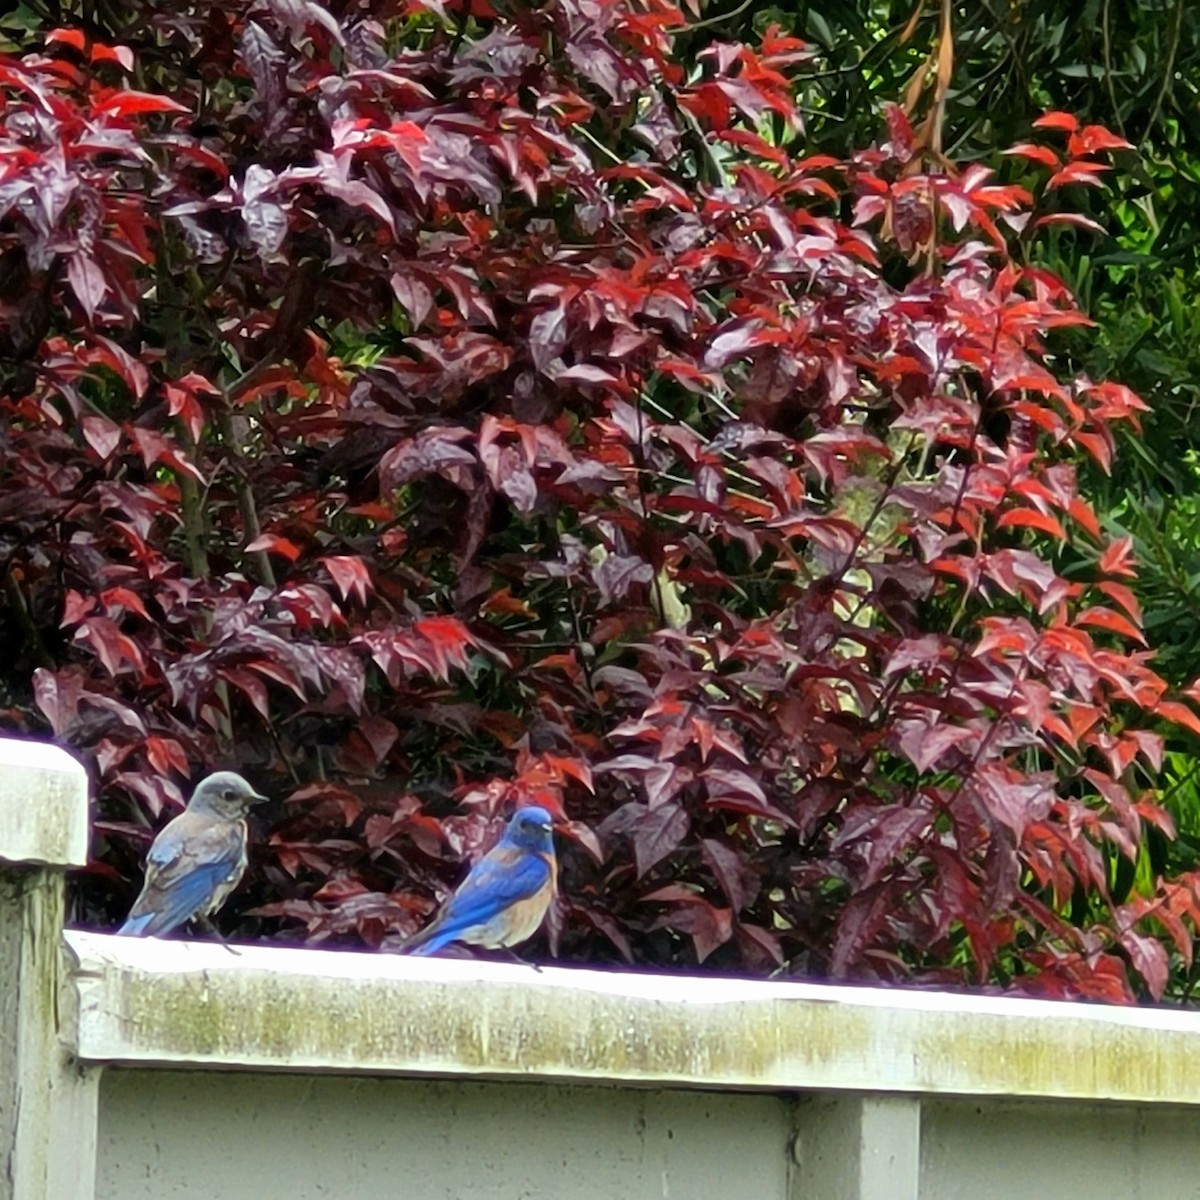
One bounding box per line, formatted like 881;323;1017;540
2;1;1197;1000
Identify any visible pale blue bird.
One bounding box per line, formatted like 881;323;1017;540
117;771;267;937
405;806;557;956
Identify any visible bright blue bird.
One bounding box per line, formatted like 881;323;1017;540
117;771;267;937
405;806;557;956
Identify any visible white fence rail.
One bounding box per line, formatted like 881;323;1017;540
5;736;1200;1200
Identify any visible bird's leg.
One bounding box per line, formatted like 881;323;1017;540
498;947;543;973
195;915;242;956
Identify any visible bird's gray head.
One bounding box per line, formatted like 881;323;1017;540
188;771;268;818
502;805;555;854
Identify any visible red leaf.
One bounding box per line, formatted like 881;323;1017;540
833;803;934;888
1068;497;1102;539
530;303;569;373
320;555;372;605
896;720;978;773
91;335;150;398
90;44;136;71
1072;430;1113;472
1074;606;1146;644
996;508;1067;541
60;590;97;628
703;766;769;805
95;90;190;117
1033;213;1107;236
46;27;87;50
101;586;150;620
82;415;121;460
246;659;308;702
593;553;653;607
1068;125;1134;155
1155;701;1200;740
245;534;303;561
1098;536;1137;578
559;819;603;864
1117;929;1168;1000
144;736;189;778
164;380;210;444
1142;896;1191;966
1047;161;1112;190
411;615;478;680
1129;732;1165;773
128;427;205;483
575;906;634;961
556;363;624;389
74;616;145;677
1001;143;1060;169
1032;111;1080;133
970;764;1053;838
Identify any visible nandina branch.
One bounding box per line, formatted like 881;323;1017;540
218;405;276;589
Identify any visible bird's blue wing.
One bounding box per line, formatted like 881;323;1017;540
443;848;551;922
408;848;550;953
118;860;237;936
118;814;246;937
117;911;158;937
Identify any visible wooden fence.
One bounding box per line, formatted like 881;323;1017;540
4;736;1200;1199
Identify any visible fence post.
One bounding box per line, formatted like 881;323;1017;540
0;738;96;1200
791;1094;922;1200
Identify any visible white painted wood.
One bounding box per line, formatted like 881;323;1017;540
0;739;96;1199
0;739;89;868
1;873;100;1200
96;1071;792;1200
46;1063;100;1200
64;929;1200;1105
793;1096;921;1200
920;1099;1200;1199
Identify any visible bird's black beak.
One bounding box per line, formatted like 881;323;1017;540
250;791;269;805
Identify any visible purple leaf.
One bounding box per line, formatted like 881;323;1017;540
630;802;691;877
592;553;653;606
67;254;107;320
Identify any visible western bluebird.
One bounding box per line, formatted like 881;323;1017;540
405;806;557;956
117;771;267;937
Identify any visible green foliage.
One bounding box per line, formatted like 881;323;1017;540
726;0;1200;691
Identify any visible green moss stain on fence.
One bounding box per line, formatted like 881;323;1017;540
71;938;1200;1105
97;966;884;1086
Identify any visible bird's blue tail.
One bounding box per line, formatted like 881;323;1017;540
117;913;156;937
407;929;456;956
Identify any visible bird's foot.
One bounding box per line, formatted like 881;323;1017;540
194;916;242;956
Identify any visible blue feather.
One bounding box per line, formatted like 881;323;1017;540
121;860;235;937
116;912;157;937
408;852;551;954
408;928;464;957
405;806;556;955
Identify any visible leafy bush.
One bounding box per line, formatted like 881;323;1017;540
1;0;1197;999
